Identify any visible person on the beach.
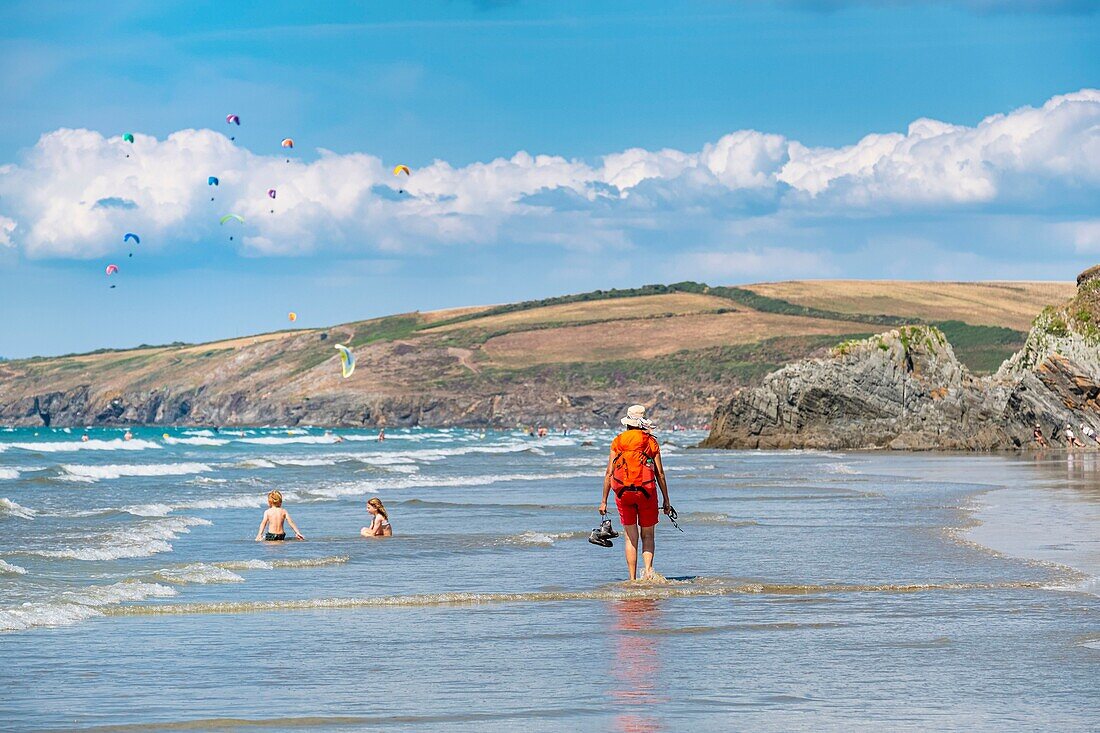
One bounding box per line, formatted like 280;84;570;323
1065;425;1086;448
361;497;392;537
255;490;305;541
378;428;386;442
1081;423;1100;446
599;405;672;581
123;430;133;441
81;434;90;443
1033;424;1048;447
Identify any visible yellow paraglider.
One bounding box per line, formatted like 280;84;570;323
393;165;411;176
288;312;297;322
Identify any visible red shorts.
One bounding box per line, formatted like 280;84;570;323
615;489;659;528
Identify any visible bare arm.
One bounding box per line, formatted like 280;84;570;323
598;452;614;514
654;452;671;511
255;512;268;541
285;511;305;540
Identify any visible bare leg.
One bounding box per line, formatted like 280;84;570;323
622;524;639;580
640;525;656;578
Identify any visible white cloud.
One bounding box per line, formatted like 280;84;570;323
0;89;1097;260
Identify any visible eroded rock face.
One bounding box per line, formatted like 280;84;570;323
704;315;1100;451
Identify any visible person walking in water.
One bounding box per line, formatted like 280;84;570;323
599;405;671;581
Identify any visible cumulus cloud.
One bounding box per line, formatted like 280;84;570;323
0;89;1096;260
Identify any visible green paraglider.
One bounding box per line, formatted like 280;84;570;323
122;133;134;143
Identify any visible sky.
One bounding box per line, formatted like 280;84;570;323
0;0;1097;358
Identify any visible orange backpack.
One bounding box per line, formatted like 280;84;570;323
610;430;657;498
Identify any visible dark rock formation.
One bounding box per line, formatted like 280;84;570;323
704;269;1100;451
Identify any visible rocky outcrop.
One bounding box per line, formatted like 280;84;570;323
704;269;1100;451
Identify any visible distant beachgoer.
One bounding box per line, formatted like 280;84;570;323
378;428;386;442
1081;424;1099;446
537;426;548;438
1033;424;1048;447
255;490;305;541
123;430;133;441
81;434;90;443
361;497;392;537
1065;425;1086;448
599;405;672;581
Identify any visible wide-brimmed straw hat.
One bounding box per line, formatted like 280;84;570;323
621;404;656;431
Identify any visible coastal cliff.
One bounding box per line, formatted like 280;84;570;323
703;268;1100;450
0;279;1075;430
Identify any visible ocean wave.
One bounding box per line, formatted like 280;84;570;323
20;516;211;561
271;457;339;467
825;463;861;475
103;579;1044;620
0;468;18;480
0;497;37;519
237;458;276;469
163;436;230;446
0;581;177;632
59;462;213;482
154;563;245;585
304;470;592;500
501;530;588;546
215;556;350;571
0;438;161;453
237;436;341;446
0;559;27;575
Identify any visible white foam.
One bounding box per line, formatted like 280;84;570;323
0;438;161;453
182;429;216;437
238;458;276;469
155;563;245;584
0;498;37;519
237;436;341;445
60;462;212;481
825;463;861;475
120;503;174;517
0;468;19;480
23;516;211;561
0;581;177;631
0;559;27;575
163;436;229;446
504;530;582;546
305;470;592;499
271;457;339;467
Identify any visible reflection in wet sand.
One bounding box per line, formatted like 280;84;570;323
609;598;665;732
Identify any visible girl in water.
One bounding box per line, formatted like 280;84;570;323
361;497;392;537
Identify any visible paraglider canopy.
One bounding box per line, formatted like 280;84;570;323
393;165;411;176
105;264;119;275
219;214;245;225
334;344;355;378
267;189;277;199
123;233;140;244
226;114;240;126
281;138;294;149
122;133;134;143
208;176;219;186
288;312;297;322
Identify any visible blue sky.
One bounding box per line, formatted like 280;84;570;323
0;0;1097;358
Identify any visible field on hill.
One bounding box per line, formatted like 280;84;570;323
0;280;1073;428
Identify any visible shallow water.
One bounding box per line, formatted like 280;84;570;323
0;427;1096;731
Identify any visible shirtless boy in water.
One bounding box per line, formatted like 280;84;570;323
255;490;305;541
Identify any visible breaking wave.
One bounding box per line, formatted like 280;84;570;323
0;581;177;632
18;516;211;561
162;436;230;446
0;497;36;519
0;438;161;453
0;559;27;575
0;468;18;480
154;563;245;585
59;462;213;482
102;579;1045;619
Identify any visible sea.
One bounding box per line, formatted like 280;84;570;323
0;426;1096;732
